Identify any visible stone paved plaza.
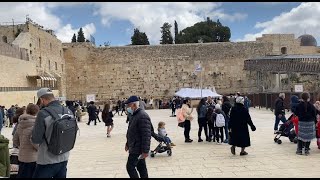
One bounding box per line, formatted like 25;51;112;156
3;108;320;178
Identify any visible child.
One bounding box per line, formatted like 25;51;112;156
158;121;176;148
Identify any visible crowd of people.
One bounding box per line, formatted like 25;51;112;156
274;92;320;155
1;87;320;178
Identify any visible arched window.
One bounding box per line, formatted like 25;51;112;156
281;47;287;54
2;36;7;43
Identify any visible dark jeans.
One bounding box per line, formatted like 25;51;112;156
17;162;36;178
215;127;224;143
208;123;214;141
274;115;286;130
171;108;176;116
198;118;208;139
224;117;229;141
87;118;97;125
297;140;311;152
164;136;172;144
126;154;148;178
32;161;68;178
184;120;191;140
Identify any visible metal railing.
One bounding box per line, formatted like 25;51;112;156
0;87;58;92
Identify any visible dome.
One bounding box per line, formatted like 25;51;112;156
298;34;317;46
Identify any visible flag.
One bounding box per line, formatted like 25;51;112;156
195;64;202;72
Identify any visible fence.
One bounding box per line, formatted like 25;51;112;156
0;87;58;92
244;92;319;111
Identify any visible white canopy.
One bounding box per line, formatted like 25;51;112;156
174;88;222;98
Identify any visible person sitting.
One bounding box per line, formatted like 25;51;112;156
157;121;176;148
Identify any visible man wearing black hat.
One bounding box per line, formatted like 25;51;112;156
125;96;152;178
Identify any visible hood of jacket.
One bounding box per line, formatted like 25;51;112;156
18;113;36;129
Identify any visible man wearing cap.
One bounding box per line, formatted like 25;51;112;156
125;96;152;178
31;88;74;178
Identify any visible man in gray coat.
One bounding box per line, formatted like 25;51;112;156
125;96;152;178
31;88;74;178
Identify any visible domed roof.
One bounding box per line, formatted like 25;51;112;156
298;34;317;46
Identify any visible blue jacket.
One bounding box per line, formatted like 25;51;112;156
290;95;299;114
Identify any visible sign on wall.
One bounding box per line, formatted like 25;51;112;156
294;85;303;92
86;94;96;102
55;97;66;101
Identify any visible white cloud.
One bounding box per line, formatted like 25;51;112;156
92;2;247;44
236;2;320;42
55;23;96;42
0;2;96;43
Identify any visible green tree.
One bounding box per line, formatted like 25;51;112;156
77;28;85;42
174;20;179;44
160;22;173;44
131;28;150;45
175;17;231;44
71;33;77;42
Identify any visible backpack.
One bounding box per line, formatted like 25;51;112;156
215;113;225;127
43;107;78;155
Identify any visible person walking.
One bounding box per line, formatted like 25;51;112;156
181;98;194;143
102;104;114;137
87;101;97;126
124;96;152;178
170;100;176;117
222;96;232;143
197;98;209;142
31;88;75;178
295;92;317;155
13;104;39;178
274;93;287;134
229;96;256;156
96;106;102;123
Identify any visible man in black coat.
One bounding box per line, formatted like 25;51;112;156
125;96;152;178
222;96;232;143
87;101;97;125
274;93;287;134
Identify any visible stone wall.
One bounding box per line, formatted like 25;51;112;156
0;41;29;60
0;54;37;87
63;42;273;101
0;90;59;108
0;22;66;97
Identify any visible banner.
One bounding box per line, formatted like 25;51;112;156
86;94;96;102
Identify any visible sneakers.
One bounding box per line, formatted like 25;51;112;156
305;150;310;156
170;143;176;146
107;133;111;138
296;150;303;155
198;139;203;142
240;151;248;156
185;139;193;143
231;146;236;155
274;130;278;134
223;139;229;143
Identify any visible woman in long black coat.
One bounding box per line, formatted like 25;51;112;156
229;96;256;156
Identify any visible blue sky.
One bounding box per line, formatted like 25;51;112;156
1;2;319;46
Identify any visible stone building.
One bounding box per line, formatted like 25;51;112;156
0;21;64;107
0;19;319;106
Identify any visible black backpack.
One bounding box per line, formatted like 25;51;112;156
43;107;78;155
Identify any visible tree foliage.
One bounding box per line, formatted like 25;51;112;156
174;20;179;44
77;28;86;42
160;22;173;44
131;28;150;45
71;33;77;42
175;18;231;44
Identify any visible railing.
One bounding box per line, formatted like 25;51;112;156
244;92;319;111
0;87;58;92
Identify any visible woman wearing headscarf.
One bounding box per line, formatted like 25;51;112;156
295;92;317;155
229;96;256;156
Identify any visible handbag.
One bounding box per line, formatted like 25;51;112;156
178;122;185;128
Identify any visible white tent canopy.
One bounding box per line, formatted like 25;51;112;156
174;88;222;98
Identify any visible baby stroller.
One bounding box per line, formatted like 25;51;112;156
150;132;172;157
274;118;297;144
